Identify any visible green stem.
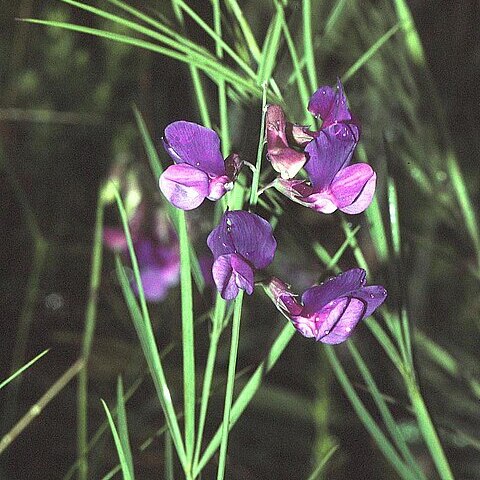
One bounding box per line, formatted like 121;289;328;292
195;323;296;477
303;0;317;92
77;188;106;480
216;291;244;480
249;83;268;207
178;210;195;471
406;377;454;480
193;297;226;473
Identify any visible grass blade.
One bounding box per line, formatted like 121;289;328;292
116;377;134;478
177;209;196;469
216;291;244;480
303;0;317;92
306;444;339;480
0;349;49;391
257;9;283;85
101;399;133;480
325;346;417;480
342;22;402;83
113;186;188;472
195;322;296;477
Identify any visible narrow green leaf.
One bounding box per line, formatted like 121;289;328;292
257;10;283;85
446;150;480;272
303;0;318;92
216;292;244;480
342;22;402;83
225;0;261;62
325;346;418;480
113;187;187;473
306;444;339;480
101;399;133;480
393;0;426;65
195;322;296;477
116;377;134;478
348;343;426;479
0;349;49;391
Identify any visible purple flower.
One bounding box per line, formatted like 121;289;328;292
308;78;359;130
266;104;307;179
207;210;277;300
264;269;387;344
132;237;180;302
276;123;376;214
104;210;180;302
159;121;242;210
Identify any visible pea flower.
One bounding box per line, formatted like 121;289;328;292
207;210;277;300
266;104;307;179
264;269;387;344
104;209;180;302
275;123;376;214
307;78;358;129
159;121;242;210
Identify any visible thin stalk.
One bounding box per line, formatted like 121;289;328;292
2;237;47;427
0;359;84;455
405;376;454;480
249;83;268;207
303;0;317;92
176;209;196;472
212;0;230;156
193;297;226;472
194;323;296;477
77;187;106;480
216;291;244;480
171;0;212;129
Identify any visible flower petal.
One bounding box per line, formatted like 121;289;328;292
266;105;306;179
207;211;277;269
212;253;254;300
308;79;352;127
103;227;128;252
133;266;179;302
304;123;359;190
207;175;231;201
301;269;366;316
163;121;225;176
330;163;376;214
159;164;210;210
350;285;387;317
314;297;366;344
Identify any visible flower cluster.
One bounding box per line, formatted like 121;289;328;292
155;80;386;343
267;79;376;214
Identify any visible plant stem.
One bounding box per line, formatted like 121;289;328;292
77;187;106;480
216;291;244;480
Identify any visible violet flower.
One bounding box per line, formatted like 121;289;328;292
267;80;376;214
276;123;376;214
266;104;307;179
104;211;180;302
207;210;277;300
159;121;242;210
264;269;387;344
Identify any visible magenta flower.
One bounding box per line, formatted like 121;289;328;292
207;210;277;300
276;123;376;214
307;78;359;130
103;211;180;302
266;104;307;179
132;237;180;302
159;121;242;210
264;269;387;344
